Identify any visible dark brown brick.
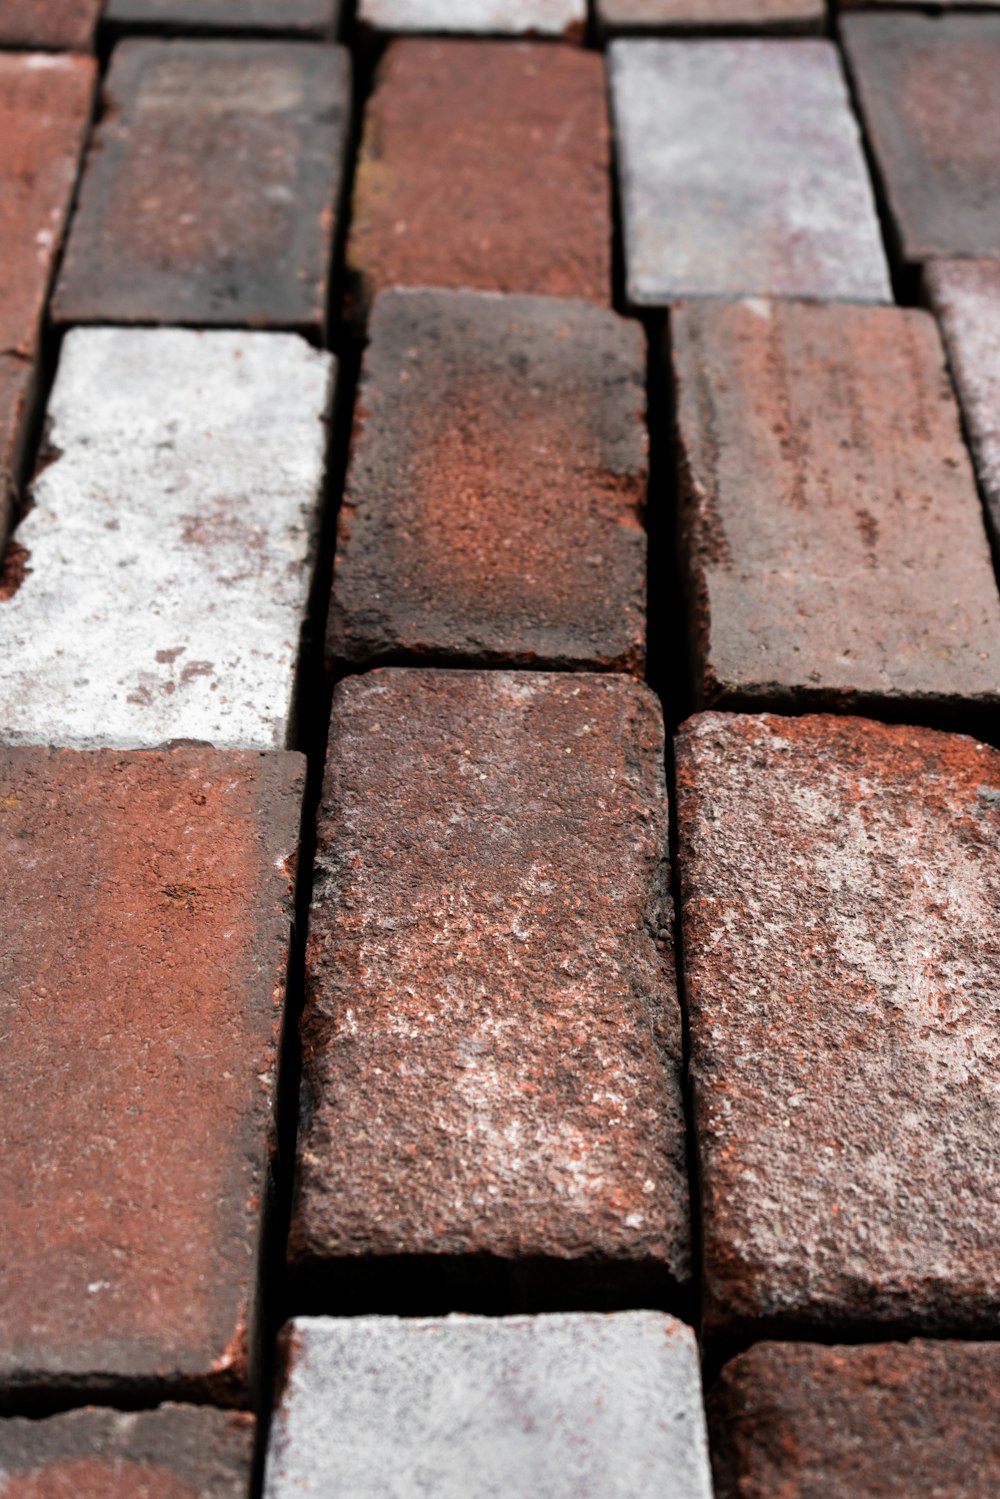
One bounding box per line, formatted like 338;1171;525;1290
671;297;1000;723
0;0;102;48
709;1341;1000;1499
53;40;351;338
675;712;1000;1341
0;1406;253;1497
289;669;689;1308
330;289;646;674
347;40;611;313
105;0;340;33
0;747;304;1405
0;357;35;543
842;14;1000;268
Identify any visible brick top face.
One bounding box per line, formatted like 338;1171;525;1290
105;0;340;31
675;712;1000;1339
610;40;890;306
597;0;824;31
0;1;102;48
359;0;585;33
0;747;304;1403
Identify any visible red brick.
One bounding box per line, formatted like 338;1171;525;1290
105;0;340;33
52;40;351;338
671;297;1000;722
0;1406;253;1498
0;1;102;49
347;40;611;313
330;289;647;674
709;1341;1000;1498
0;746;304;1404
289;669;690;1307
675;711;1000;1340
597;0;823;33
842;14;1000;267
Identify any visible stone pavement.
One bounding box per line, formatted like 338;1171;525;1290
0;4;998;1497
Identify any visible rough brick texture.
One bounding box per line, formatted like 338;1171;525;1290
0;1406;253;1497
105;0;341;32
597;0;823;32
671;297;1000;720
53;40;351;338
348;41;611;312
0;1;102;48
359;0;585;34
330;290;647;674
289;670;689;1306
709;1341;1000;1499
0;747;303;1404
610;40;890;307
676;712;1000;1341
843;14;1000;267
266;1314;713;1499
0;328;334;751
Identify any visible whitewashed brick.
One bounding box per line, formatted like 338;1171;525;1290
359;0;584;34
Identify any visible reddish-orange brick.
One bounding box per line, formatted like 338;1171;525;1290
0;0;102;50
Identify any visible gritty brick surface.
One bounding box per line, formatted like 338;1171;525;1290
925;259;1000;554
53;40;351;338
359;0;585;34
330;290;647;674
671;297;1000;719
0;747;304;1404
0;0;102;48
105;0;341;32
611;40;890;307
0;327;334;751
709;1341;1000;1499
597;0;823;32
266;1314;713;1499
347;41;610;312
0;1406;254;1498
289;670;689;1303
843;14;1000;268
675;712;1000;1341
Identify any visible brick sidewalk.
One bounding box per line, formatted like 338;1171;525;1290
0;3;998;1496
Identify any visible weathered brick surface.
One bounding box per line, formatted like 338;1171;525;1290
289;670;689;1304
675;712;1000;1340
610;40;890;306
709;1341;1000;1498
105;0;340;32
347;41;611;311
53;40;351;338
671;297;1000;718
0;747;303;1404
925;259;1000;554
266;1314;713;1499
843;15;1000;268
0;0;102;49
359;0;585;35
597;0;823;33
0;358;35;544
330;290;646;674
0;1406;253;1497
0;327;334;751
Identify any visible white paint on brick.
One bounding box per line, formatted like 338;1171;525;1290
359;0;584;33
0;328;333;750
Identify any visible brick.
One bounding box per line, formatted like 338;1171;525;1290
597;0;823;33
330;290;646;674
842;15;1000;268
0;1406;253;1497
610;40;890;307
671;297;1000;720
0;746;303;1403
925;259;1000;555
359;0;585;35
289;670;689;1306
709;1341;1000;1499
105;0;340;33
675;711;1000;1340
0;1;102;49
0;327;333;751
0;357;35;543
347;41;610;312
53;40;351;338
265;1314;713;1499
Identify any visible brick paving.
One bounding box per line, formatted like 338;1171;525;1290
1;6;999;1497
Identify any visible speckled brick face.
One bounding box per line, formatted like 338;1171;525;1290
0;1406;253;1498
0;0;102;48
597;0;823;33
709;1341;1000;1498
0;746;304;1404
105;0;340;32
347;41;611;311
330;290;647;674
675;712;1000;1340
359;0;585;34
289;670;689;1304
671;297;1000;719
53;40;351;338
843;14;1000;266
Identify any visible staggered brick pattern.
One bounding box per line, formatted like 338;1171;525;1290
0;0;102;49
597;0;823;32
104;0;342;33
359;0;586;34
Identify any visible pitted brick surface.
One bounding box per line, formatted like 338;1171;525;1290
676;712;1000;1340
671;297;1000;718
597;0;823;32
0;1;102;48
359;0;585;34
710;1341;1000;1498
0;747;304;1404
53;40;351;338
289;670;689;1301
330;289;647;674
105;0;340;32
265;1314;713;1499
